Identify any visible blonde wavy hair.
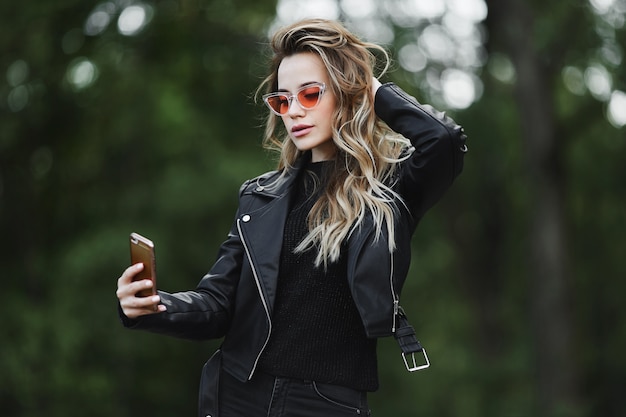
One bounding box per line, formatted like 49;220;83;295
257;19;410;267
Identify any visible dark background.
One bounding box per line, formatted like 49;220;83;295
1;0;624;416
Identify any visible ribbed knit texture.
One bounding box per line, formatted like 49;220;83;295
257;160;378;392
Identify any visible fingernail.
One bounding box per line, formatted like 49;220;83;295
151;296;160;303
145;280;152;287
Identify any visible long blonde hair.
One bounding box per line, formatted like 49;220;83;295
258;19;410;267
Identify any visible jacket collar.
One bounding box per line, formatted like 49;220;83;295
254;151;312;198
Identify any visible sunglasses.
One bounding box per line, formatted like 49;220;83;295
263;82;326;116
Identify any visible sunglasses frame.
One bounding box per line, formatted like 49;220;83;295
262;82;326;116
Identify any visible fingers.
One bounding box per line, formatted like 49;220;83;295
118;290;166;319
119;293;165;319
118;263;144;286
118;274;152;298
116;263;148;300
117;264;166;319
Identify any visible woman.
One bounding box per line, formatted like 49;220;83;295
117;18;467;417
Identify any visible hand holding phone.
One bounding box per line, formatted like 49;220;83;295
129;232;157;298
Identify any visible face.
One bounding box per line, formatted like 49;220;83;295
276;52;337;162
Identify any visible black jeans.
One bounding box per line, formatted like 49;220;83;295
218;368;371;417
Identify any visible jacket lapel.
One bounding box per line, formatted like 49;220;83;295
237;154;309;314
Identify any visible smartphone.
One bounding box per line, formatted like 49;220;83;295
129;232;157;298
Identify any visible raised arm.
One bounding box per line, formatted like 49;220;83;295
374;82;468;217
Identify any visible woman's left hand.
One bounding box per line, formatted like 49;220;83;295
372;77;382;99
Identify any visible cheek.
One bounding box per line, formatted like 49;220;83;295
322;97;337;121
322;106;336;130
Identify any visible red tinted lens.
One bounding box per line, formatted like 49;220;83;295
297;86;322;108
266;94;290;115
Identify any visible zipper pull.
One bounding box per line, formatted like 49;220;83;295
392;299;399;332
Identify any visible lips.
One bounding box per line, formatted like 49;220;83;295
291;124;313;137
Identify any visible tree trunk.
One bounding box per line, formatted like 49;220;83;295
485;0;580;414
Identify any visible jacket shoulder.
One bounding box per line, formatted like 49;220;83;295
238;170;281;195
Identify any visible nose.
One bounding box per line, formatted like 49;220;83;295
286;96;305;117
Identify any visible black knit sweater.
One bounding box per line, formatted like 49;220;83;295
256;160;378;391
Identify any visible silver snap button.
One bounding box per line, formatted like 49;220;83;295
242;214;251;222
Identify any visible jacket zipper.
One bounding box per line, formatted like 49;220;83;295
236;218;273;380
390;252;400;333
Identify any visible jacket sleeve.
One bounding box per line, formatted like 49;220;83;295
374;82;467;218
119;183;251;341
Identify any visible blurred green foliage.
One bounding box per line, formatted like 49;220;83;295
1;1;625;417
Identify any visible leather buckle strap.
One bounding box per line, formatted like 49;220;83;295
394;307;430;372
402;349;430;372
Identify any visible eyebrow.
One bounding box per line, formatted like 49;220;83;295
276;81;320;92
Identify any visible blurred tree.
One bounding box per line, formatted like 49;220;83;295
483;0;582;414
1;0;625;416
0;0;277;416
482;1;625;416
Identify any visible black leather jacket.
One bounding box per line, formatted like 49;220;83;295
122;83;467;384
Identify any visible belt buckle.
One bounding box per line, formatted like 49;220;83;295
402;348;430;372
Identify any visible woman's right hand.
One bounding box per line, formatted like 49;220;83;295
116;263;166;319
